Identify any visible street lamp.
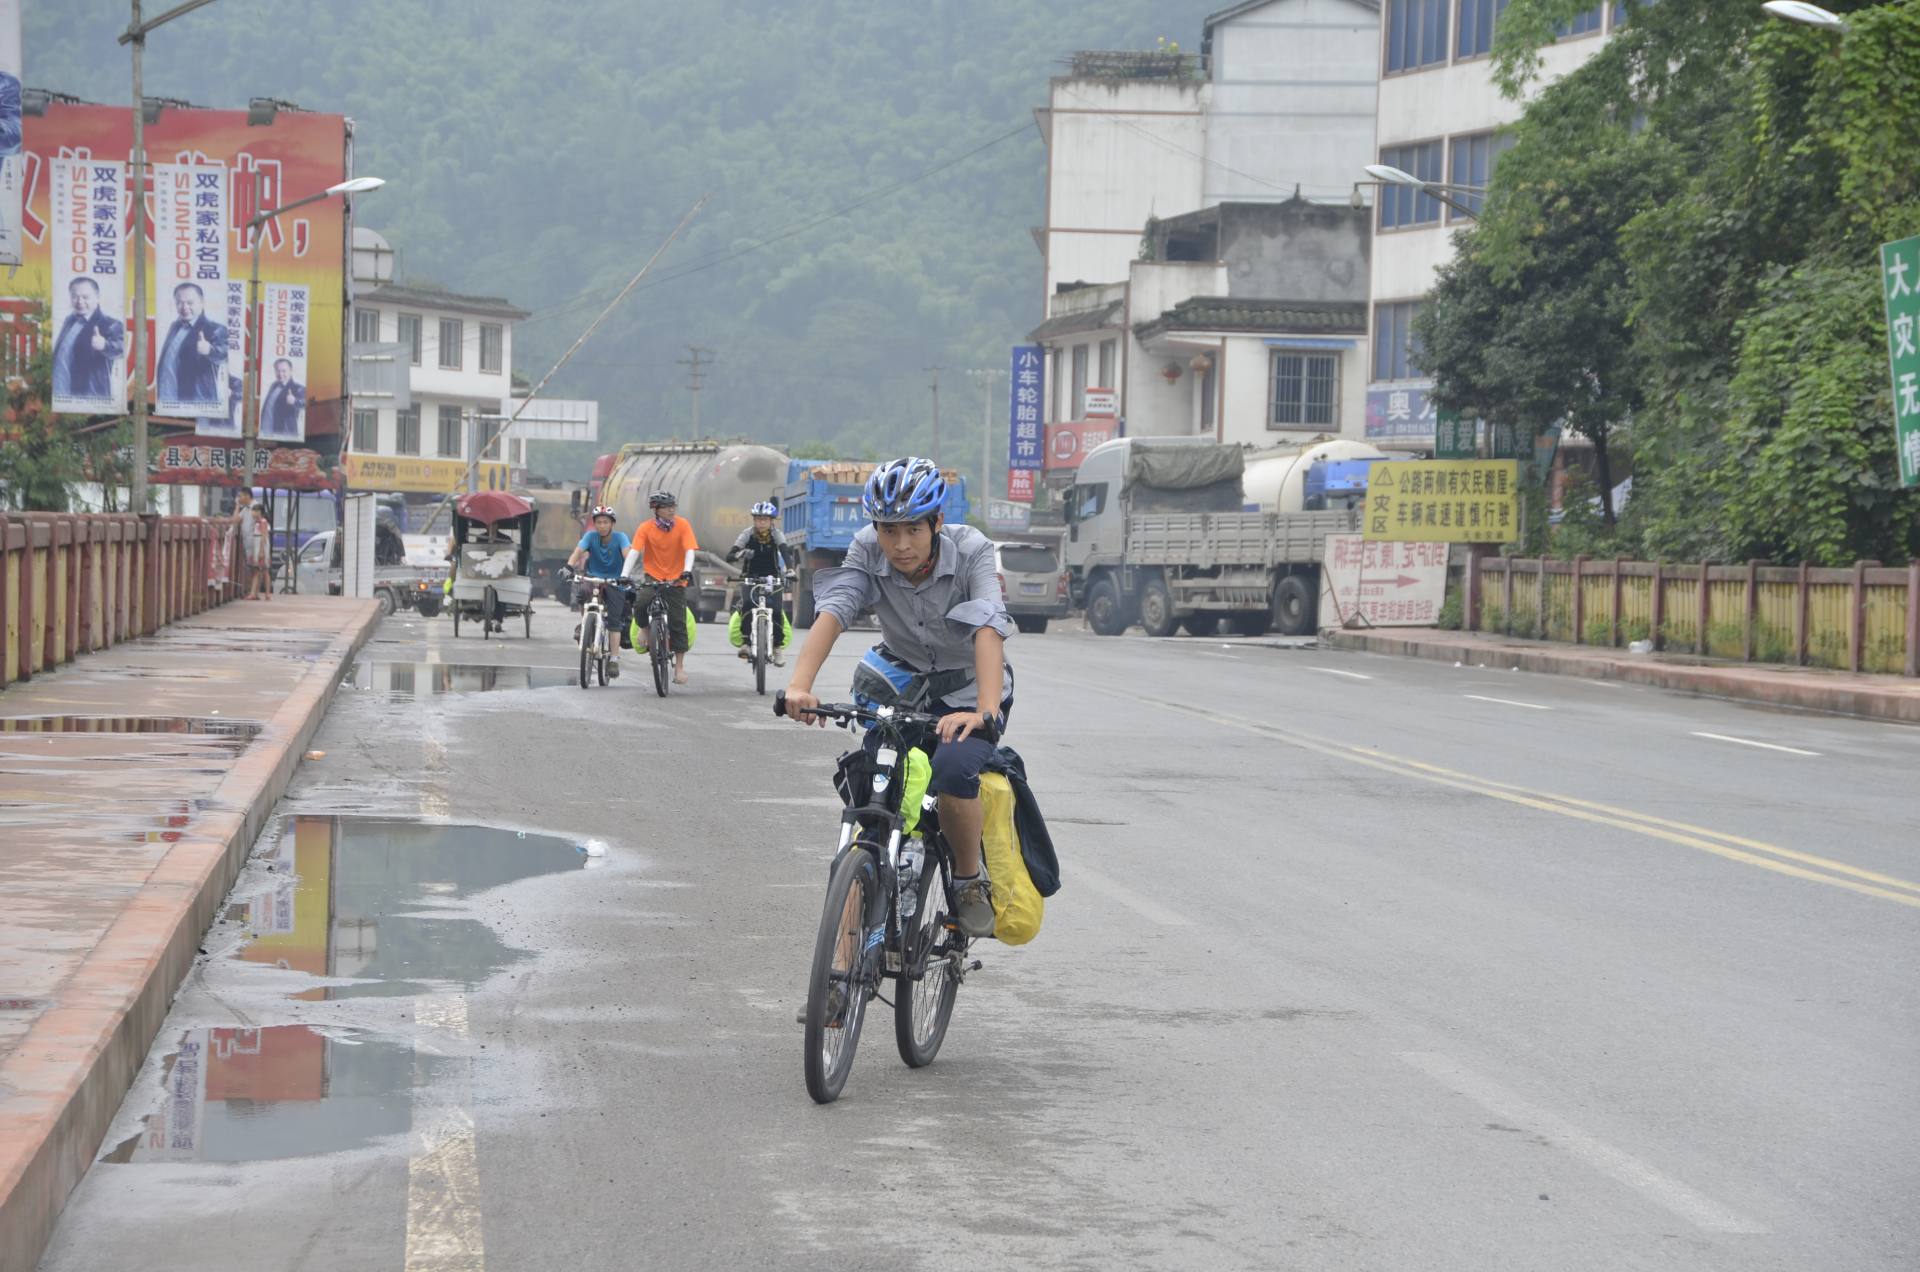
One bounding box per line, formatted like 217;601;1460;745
119;0;224;513
1363;163;1486;218
240;176;385;488
1761;1;1848;31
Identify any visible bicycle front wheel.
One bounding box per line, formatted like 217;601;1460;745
753;612;768;696
895;850;959;1068
651;612;671;697
804;848;879;1104
578;612;598;690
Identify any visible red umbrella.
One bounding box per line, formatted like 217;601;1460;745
454;491;534;524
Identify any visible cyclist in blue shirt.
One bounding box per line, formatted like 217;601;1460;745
565;506;635;654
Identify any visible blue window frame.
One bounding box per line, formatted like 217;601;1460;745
1386;0;1450;72
1378;140;1444;230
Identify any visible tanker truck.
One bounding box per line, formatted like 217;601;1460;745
1062;436;1393;638
600;441;790;623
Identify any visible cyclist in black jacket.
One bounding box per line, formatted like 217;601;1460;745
726;501;799;663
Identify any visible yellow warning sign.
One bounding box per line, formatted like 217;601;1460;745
1364;459;1521;543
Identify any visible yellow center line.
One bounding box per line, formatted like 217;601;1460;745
1057;675;1920;911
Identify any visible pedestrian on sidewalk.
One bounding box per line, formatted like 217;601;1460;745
234;489;270;601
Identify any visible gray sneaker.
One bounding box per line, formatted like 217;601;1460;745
955;876;995;938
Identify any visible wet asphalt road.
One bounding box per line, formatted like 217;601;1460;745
37;606;1920;1271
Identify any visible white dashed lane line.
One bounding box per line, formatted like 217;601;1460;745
1691;731;1821;757
1463;694;1552;711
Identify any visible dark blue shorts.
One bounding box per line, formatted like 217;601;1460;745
926;695;1012;800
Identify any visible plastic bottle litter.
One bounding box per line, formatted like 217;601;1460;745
1628;639;1654;654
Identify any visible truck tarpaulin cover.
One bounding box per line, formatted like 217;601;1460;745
1125;444;1246;514
1126;445;1244;491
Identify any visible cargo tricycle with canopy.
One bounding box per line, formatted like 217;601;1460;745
449;492;538;638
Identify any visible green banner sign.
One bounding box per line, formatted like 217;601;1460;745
1434;409;1474;459
1881;234;1920;489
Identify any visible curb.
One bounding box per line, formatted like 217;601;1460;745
1324;630;1920;726
0;602;379;1272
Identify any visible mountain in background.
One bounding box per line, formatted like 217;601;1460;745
31;0;1227;479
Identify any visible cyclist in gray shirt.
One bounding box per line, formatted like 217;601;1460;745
783;456;1012;936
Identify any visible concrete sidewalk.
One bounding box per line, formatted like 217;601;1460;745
0;596;378;1271
1326;627;1920;724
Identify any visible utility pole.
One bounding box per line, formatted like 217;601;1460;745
128;1;149;513
966;367;1004;503
120;0;224;513
926;366;942;465
679;345;713;435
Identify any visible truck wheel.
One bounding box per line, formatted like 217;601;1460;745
1138;577;1178;639
417;596;442;619
1229;612;1271;637
1272;575;1317;636
376;589;397;617
1085;579;1127;636
1180;615;1218;637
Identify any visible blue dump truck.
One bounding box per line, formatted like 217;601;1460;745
782;461;970;626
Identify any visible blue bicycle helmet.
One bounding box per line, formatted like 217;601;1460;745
750;500;778;518
862;457;946;524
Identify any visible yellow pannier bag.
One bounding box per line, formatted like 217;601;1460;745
978;771;1043;945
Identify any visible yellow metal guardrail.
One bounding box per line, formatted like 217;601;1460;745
1468;556;1920;677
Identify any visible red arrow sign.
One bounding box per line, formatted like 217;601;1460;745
1391;574;1420;588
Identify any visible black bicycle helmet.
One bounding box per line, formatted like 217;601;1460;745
648;490;676;508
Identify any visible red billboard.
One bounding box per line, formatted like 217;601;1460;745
1044;420;1119;472
1007;468;1035;503
14;101;352;437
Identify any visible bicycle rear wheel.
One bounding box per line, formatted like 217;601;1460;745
805;848;879;1104
895;848;959;1068
578;612;598;690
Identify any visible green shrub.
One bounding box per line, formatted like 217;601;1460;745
1437;587;1465;631
1584;616;1614;647
1481;601;1505;633
1623;617;1652;644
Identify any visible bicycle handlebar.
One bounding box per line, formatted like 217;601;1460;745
773;692;1000;742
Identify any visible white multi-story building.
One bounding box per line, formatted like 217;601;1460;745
345;230;530;499
1028;0;1383;480
1366;0;1618;446
1037;0;1382;302
1034;200;1372;448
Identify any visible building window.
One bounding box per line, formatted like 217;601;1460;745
438;318;463;370
1556;4;1602;36
1456;0;1508;58
352;408;378;451
1070;344;1089;419
480;323;504;375
398;313;422;366
1199;360;1217;433
1270;352;1339;428
1447;131;1516;219
1385;0;1450;73
1046;348;1061;423
1374;302;1425;382
438;404;463;458
396;406;421;455
1096;339;1116;391
1378;141;1444;229
352;307;380;344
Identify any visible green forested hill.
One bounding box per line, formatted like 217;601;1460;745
32;0;1224;477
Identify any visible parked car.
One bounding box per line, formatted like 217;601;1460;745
997;540;1069;634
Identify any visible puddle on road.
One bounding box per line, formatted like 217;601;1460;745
0;716;261;748
101;1025;454;1164
347;661;577;695
231;817;588;1000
